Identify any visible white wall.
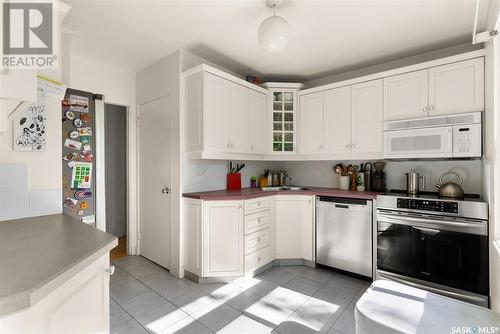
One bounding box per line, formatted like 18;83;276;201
280;160;484;195
304;43;482;88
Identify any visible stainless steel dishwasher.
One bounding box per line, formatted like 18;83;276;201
316;196;373;277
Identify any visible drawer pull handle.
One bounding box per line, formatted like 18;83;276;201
258;257;262;262
257;202;261;206
257;218;261;223
257;238;261;242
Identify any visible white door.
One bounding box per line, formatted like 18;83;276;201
299;92;324;154
274;195;314;261
203;201;243;277
324;87;351;154
428;58;484;115
229;84;252;153
383;69;429;121
139;96;171;269
250;91;267;154
351;79;383;154
205;73;231;152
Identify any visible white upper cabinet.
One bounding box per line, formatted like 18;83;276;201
299;91;324;154
428;58;484;115
205;73;231;152
351;79;383;154
229;83;252;153
269;88;299;154
383;58;484;121
383;69;429;121
184;65;268;157
324;86;351;154
250;91;268;154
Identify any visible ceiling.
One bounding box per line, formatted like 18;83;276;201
63;0;490;82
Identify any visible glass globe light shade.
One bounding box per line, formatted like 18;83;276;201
258;15;289;52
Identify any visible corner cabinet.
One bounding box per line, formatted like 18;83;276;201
298;79;383;158
184;65;268;158
274;195;314;261
262;83;304;155
383;57;484;121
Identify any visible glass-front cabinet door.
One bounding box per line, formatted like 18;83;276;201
271;89;297;153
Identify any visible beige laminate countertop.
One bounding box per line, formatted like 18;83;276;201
183;187;380;200
0;214;117;316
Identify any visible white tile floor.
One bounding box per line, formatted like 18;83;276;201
111;256;370;334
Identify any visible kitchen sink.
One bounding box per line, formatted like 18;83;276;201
260;186;312;191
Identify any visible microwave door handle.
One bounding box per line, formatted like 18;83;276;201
378;214;484;230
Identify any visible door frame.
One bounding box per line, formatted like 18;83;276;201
95;98;136;255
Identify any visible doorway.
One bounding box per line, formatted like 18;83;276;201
105;103;128;260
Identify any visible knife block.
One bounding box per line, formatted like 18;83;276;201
227;173;241;190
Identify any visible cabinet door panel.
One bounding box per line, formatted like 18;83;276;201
324;87;351;154
203;201;243;277
250;91;268;154
351;79;383;154
205;73;230;152
384;69;429;121
229;84;252;153
428;58;484;115
274;196;313;261
299;92;324;154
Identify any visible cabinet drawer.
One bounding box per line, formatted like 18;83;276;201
244;210;270;234
244;246;271;273
244;228;270;255
244;197;270;214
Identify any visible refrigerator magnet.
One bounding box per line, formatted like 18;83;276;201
69;130;80;139
80;201;88;209
80;136;90;144
74;190;92;200
64;138;82;150
65;110;75;120
80;113;90;123
78;127;92;136
63;197;78;208
77;210;84;215
63;152;78;161
73;118;83;127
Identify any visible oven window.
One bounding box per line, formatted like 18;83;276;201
377;222;489;295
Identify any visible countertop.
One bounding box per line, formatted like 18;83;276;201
0;214;118;316
183;187;380;200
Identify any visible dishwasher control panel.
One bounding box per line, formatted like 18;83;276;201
397;198;458;213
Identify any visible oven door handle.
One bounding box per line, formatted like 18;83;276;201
378;213;486;230
377;271;487;305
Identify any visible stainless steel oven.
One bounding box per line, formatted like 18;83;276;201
376;194;489;307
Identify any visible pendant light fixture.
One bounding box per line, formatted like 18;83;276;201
258;0;289;53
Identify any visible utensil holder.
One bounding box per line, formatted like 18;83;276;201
339;175;350;190
227;173;241;190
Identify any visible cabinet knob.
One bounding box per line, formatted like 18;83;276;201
351;144;355;149
319;145;323;150
238;205;242;210
257;218;261;223
258;257;262;262
423;107;428;112
161;187;170;194
258;238;261;243
429;105;435;111
345;144;350;149
106;265;115;275
257;202;261;206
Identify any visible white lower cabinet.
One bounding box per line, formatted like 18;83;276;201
202;201;244;277
274;195;314;261
0;254;111;334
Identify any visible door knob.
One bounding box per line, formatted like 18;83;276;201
161;187;170;194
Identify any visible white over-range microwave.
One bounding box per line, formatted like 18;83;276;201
383;112;482;159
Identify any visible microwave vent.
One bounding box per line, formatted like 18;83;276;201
384;112;481;131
